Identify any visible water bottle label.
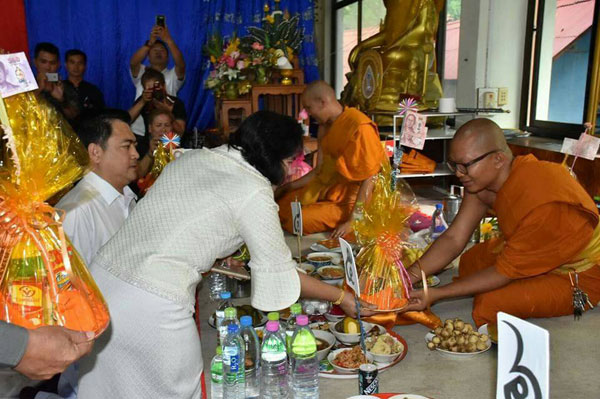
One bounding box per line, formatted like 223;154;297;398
229;354;240;372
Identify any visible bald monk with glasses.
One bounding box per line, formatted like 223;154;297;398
401;118;600;327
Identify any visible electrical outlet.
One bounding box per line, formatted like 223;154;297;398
477;87;498;108
498;87;508;106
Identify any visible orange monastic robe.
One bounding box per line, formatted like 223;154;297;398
279;107;387;234
459;155;600;327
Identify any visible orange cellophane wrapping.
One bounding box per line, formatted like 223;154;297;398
0;93;110;336
137;143;173;195
351;163;442;329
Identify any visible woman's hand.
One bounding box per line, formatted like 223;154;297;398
401;287;440;313
339;292;376;318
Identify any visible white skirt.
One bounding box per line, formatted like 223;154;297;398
78;266;203;399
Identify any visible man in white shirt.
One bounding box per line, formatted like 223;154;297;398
129;23;185;99
34;110;139;399
57;109;139;266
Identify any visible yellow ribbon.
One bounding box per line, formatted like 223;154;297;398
554;221;600;274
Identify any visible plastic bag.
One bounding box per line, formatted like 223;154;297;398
137;143;174;195
352;162;419;311
0;93;109;335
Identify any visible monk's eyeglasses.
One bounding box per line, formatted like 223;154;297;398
446;150;500;175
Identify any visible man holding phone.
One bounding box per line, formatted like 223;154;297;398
33;42;80;121
129;17;186;99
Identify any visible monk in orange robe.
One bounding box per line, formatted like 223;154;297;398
276;81;387;237
402;118;600;327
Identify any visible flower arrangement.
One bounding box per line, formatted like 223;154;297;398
480;217;500;241
203;34;249;98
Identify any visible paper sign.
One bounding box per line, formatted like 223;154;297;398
400;111;428;150
561;133;600;161
496;312;549;399
291;201;303;236
339;238;359;296
382;139;394;158
0;52;38;98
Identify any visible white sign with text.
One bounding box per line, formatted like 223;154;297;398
496;312;549;399
339;238;359;296
291;201;303;236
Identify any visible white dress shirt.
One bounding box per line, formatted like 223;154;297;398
56;172;137;266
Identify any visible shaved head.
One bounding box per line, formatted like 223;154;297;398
453;118;511;155
301;80;343;124
303;80;337;103
449;118;513;193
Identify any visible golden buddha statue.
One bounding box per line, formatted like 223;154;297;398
341;0;444;124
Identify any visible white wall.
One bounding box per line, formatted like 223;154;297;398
456;0;528;128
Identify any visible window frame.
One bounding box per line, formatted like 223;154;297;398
519;0;600;139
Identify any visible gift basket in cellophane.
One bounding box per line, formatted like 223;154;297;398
0;93;109;336
352;163;420;311
137;133;179;195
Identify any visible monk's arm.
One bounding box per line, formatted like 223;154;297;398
407;192;488;283
432;266;511;302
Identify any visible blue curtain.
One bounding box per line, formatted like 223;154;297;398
24;0;319;131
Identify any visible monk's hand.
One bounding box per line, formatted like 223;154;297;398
402;288;438;313
340;294;377;318
330;220;353;239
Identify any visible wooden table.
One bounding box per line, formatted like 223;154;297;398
251;84;306;117
216;97;252;137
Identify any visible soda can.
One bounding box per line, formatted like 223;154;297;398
358;363;379;394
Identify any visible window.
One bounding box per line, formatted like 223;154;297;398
331;0;460;99
520;0;599;138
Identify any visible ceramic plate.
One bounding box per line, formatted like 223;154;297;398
208;311;267;329
424;332;491;359
478;324;497;344
389;395;435;399
310;242;343;253
413;275;441;289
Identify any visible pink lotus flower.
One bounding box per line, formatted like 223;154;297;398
230;51;240;60
225;56;235;68
236;60;245;70
252;42;264;51
298;109;309;120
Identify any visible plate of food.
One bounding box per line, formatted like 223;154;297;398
320;329;408;379
310;238;343;253
208;305;267;329
478;323;498;344
425;318;491;358
413;275;440;289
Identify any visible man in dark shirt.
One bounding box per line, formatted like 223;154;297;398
32;42;79;121
63;49;105;113
128;67;186;138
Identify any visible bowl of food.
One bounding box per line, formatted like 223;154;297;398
312;329;336;362
366;332;405;364
324;305;346;322
298;262;316;275
317;266;345;286
330;318;374;345
306;252;334;268
327;346;374;373
309;321;330;332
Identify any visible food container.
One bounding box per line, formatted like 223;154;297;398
313;329;336;362
307;252;334;268
327;348;374;373
330;320;374;345
443;185;463;224
317;266;345;286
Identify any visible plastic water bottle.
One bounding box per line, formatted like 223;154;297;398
223;324;245;399
209;271;228;301
268;312;287;343
209;270;228;301
290;315;319;399
430;203;448;240
260;321;290;398
240;316;260;398
220;307;240;348
285;303;303;350
216;292;234;345
211;346;224;399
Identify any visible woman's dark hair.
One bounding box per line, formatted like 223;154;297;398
229;111;303;185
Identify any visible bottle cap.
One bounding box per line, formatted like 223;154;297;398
220;291;231;299
436;203;443;210
216;346;222;355
296;315;309;326
240;315;253;327
267;312;280;321
224;307;237;318
228;324;239;334
266;320;280;332
290;303;302;315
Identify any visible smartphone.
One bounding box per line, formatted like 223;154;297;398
152;81;165;102
45;72;59;82
156;15;166;27
211;262;251;280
